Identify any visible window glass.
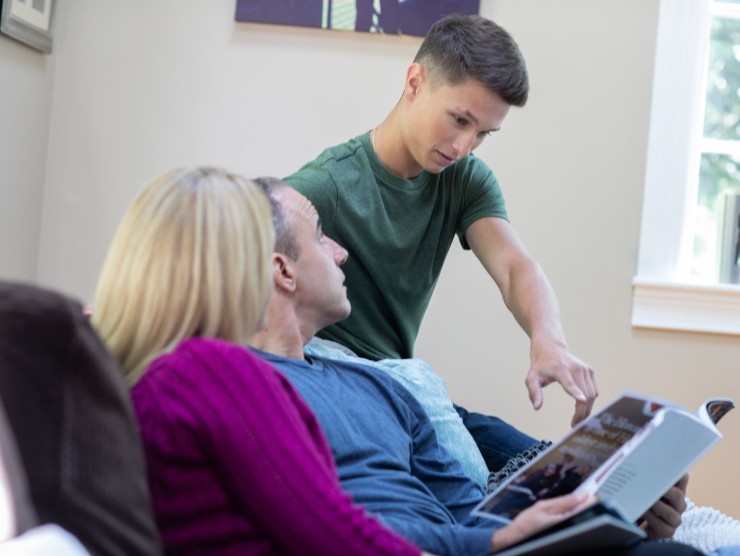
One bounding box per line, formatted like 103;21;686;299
632;0;740;337
703;15;740;142
690;3;740;282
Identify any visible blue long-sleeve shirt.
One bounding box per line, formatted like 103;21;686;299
254;349;499;556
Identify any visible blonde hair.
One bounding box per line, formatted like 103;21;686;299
92;167;274;385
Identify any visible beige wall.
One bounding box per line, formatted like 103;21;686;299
0;31;53;281
5;0;738;516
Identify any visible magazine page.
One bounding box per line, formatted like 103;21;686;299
697;398;735;427
595;407;724;522
473;394;661;523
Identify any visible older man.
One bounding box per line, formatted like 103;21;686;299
248;177;697;556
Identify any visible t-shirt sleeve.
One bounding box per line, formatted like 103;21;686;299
456;156;509;250
284;163;339;228
134;339;419;556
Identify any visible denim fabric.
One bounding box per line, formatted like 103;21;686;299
453;405;539;473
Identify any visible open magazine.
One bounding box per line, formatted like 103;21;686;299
472;392;734;554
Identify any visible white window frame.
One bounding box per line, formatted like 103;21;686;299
632;0;740;336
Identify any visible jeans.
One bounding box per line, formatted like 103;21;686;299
453;404;539;472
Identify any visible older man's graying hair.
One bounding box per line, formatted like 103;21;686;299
253;176;301;260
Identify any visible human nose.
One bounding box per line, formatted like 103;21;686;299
452;130;478;159
328;238;348;265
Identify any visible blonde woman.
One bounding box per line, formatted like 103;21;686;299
93;167;423;556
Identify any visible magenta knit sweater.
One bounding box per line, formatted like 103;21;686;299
132;337;419;556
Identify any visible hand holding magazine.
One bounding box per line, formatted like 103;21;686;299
473;392;734;555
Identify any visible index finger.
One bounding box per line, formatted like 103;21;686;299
571;398;591;428
571;365;598;426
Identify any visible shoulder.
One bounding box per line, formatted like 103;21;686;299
285;135;368;189
133;340;303;436
315;355;418;408
289;135;366;172
311;353;389;379
138;338;277;398
153;336;264;369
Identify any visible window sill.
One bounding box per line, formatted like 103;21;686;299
632;278;740;336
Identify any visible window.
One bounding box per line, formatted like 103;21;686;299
693;1;740;282
632;0;740;335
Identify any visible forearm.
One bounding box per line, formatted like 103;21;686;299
467;217;596;421
501;256;567;350
465;217;567;349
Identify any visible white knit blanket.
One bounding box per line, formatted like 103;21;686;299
673;499;740;553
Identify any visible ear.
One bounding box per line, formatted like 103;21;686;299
272;253;297;293
404;62;425;101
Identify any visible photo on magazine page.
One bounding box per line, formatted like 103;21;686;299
702;398;735;426
474;395;662;523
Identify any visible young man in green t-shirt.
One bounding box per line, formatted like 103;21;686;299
285;14;598;471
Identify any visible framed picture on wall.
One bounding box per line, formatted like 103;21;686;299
235;0;480;38
0;0;54;53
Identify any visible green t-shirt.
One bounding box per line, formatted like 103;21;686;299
285;132;508;360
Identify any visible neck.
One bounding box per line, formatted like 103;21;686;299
372;109;422;179
249;302;309;360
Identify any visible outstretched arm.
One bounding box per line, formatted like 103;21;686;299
466;217;598;425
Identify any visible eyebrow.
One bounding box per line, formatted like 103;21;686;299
459;108;501;133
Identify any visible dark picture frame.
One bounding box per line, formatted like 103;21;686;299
235;0;480;38
0;0;54;54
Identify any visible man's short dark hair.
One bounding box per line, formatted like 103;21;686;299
253;176;301;260
413;14;529;107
